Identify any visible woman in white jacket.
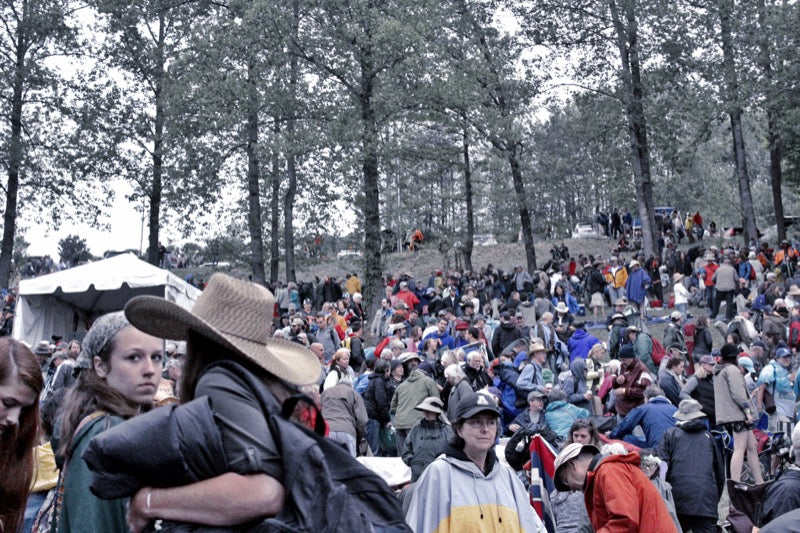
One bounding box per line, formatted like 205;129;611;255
406;391;545;532
673;273;689;316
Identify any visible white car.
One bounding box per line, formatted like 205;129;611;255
571;223;599;239
337;250;362;259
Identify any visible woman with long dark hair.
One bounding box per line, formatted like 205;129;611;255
56;312;163;532
0;338;44;533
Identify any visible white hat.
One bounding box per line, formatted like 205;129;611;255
388;322;407;334
629;260;640;268
554;302;569;314
554;443;600;492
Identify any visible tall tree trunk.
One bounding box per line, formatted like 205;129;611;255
283;0;299;283
756;0;784;241
245;63;266;285
359;49;382;320
269;120;281;283
719;0;758;244
0;1;28;288
462;127;474;272
609;0;656;257
509;148;537;272
147;17;166;266
461;3;536;271
284;155;297;283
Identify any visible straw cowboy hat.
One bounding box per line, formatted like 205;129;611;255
124;273;320;386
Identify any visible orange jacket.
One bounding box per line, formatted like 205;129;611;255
605;267;628;289
774;247;799;266
584;452;678;533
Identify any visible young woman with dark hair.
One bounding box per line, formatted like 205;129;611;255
0;338;44;533
56;312;163;532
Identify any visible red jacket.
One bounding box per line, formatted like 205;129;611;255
703;261;718;287
613;359;652;417
584;452;678;533
395;290;420;311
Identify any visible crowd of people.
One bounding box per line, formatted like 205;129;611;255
3;234;800;532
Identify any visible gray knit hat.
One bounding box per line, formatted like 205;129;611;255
76;311;131;369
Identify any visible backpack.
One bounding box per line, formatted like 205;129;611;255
216;361;409;532
651;336;667;365
505;425;560;471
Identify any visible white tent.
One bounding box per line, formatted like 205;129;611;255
12;253;201;346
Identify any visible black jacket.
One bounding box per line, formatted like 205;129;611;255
658;418;724;519
83;396;226;499
760;469;800;526
686;374;716;426
463;364;491;391
363;373;393;424
491;321;522;356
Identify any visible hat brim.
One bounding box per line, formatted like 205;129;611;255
674;411;706;421
125;296;321;386
457;404;500;421
554;443;600;491
415;405;443;414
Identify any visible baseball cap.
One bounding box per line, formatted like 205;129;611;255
776;346;792;359
699;355;715;365
455;391;500;421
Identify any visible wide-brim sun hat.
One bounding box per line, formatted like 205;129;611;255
674;398;706;421
554;302;569;314
415;396;444;414
125;273;321;386
554;443;600;492
672;272;684;282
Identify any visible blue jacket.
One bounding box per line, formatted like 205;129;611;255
609;396;676;448
544;400;590;440
625;268;651;305
567;329;600;363
552;293;580;315
419;330;455;351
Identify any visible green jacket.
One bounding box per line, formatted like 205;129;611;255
390;370;440;430
634;332;657;376
58;414;129;533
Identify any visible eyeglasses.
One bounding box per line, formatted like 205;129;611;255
464;417;498;429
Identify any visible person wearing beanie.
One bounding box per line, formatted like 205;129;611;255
713;343;763;483
613;344;653;419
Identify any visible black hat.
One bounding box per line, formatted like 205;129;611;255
720;343;739;362
619;345;635;359
455;391;500;421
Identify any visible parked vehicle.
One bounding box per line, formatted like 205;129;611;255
571;223;599;239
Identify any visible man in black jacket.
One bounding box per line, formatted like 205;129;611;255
490;311;522;356
658;399;724;533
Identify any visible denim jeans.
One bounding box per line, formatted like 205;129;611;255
328;431;357;457
366;418;381;455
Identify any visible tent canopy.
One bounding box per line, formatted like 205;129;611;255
12;254;201;346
